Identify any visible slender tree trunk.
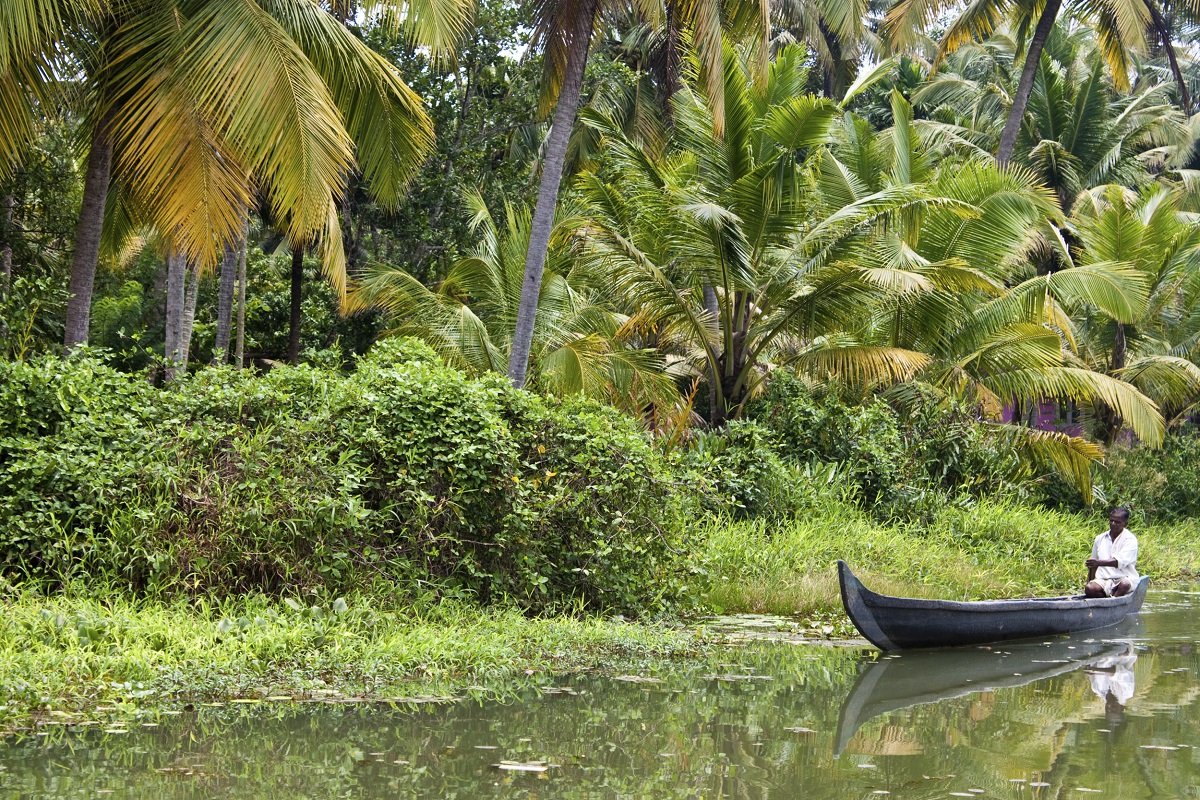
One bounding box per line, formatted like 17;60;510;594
235;222;248;369
818;21;843;100
64;121;114;351
703;285;722;424
212;242;238;364
178;264;200;373
164;251;187;380
997;0;1062;165
1146;1;1191;113
1112;322;1127;373
1;193;13;290
507;0;599;387
287;243;304;364
660;0;683;126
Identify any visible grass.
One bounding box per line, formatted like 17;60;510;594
0;591;706;732
702;499;1200;615
6;496;1200;733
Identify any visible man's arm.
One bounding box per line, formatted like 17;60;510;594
1086;557;1118;577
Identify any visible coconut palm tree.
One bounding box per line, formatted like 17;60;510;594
811;90;1166;489
885;0;1171;165
773;0;885;100
914;25;1196;215
1066;183;1200;437
507;0;776;389
347;190;679;414
577;45;1012;424
1;0;473;350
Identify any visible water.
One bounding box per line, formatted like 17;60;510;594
3;590;1200;798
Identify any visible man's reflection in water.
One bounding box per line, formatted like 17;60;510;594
1085;646;1137;726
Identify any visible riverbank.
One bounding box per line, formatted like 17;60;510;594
0;593;708;733
703;500;1200;616
7;496;1199;734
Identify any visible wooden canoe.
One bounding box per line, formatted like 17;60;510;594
837;560;1149;651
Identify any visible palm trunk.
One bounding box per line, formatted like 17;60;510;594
164;251;187;380
174;262;199;376
212;242;238;364
179;264;200;372
818;21;843;100
235;223;248;369
1;193;13;290
996;0;1062;165
64;122;114;351
703;285;724;424
660;0;683;126
1147;1;1191;113
1112;322;1127;373
507;0;599;387
287;243;304;364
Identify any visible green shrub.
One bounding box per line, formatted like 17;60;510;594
1096;433;1200;521
747;375;1030;521
675;420;856;519
0;342;696;615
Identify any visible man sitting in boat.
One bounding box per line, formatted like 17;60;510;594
1085;507;1137;598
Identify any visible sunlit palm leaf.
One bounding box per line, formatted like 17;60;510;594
981;366;1164;445
991;423;1102;497
359;0;475;59
175;0;354;248
266;0;433;208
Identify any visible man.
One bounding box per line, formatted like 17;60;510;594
1085;507;1138;598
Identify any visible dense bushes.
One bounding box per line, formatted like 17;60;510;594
0;341;698;614
4;347;1198;615
747;375;1029;521
1097;431;1200;520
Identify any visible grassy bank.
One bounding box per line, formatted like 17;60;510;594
704;499;1200;616
5;497;1198;731
0;592;705;733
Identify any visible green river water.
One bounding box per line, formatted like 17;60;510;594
3;588;1199;798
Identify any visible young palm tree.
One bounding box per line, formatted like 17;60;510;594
578;46;1008;424
507;0;775;389
1068;184;1200;437
809;89;1165;489
347;190;678;414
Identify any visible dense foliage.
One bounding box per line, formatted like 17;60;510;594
4;345;1197;616
3;0;1200;623
0;342;698;614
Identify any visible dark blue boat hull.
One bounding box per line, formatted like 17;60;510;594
838;560;1149;651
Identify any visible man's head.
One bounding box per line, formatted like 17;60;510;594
1109;507;1130;535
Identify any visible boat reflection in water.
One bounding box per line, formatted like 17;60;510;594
834;616;1142;756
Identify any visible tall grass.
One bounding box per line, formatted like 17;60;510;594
703;498;1200;616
